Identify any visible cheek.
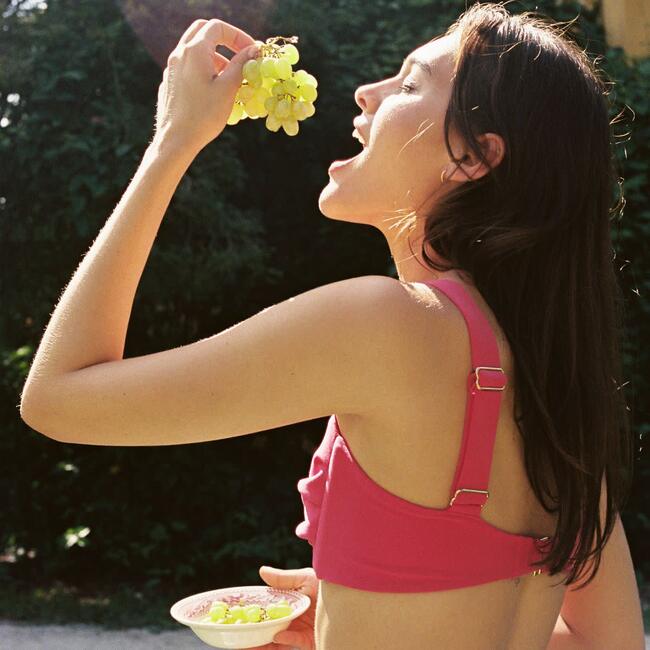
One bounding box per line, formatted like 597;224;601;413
379;100;446;162
383;111;447;191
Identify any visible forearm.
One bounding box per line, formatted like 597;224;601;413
22;129;198;401
546;615;588;650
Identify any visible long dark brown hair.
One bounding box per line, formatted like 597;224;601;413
405;2;634;589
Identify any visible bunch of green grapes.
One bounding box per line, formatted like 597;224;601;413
198;598;293;625
228;36;317;136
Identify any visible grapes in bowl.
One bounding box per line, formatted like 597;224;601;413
170;585;311;648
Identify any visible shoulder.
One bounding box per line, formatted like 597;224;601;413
336;274;450;309
281;274;454;368
319;276;458;414
287;274;451;366
296;275;457;416
315;275;450;331
293;274;403;319
316;275;454;369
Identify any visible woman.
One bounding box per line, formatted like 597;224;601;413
20;3;644;649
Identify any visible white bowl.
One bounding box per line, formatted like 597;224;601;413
170;585;311;649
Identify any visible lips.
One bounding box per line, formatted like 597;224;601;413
328;149;365;172
328;118;370;173
352;128;367;147
352;117;369;147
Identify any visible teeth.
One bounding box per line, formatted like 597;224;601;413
352;129;366;146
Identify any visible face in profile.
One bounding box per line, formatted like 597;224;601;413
318;31;466;237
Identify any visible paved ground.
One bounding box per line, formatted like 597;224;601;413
0;622;208;649
1;621;647;649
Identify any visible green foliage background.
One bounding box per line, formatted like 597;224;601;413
1;0;648;603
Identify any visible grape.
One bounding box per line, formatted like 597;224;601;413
226;35;317;136
265;113;282;132
299;84;317;103
293;69;310;85
210;607;227;622
191;596;294;625
291;101;309;121
265;96;278;112
281;118;299;136
267;601;293;619
254;87;272;103
227;102;244;125
275;58;292;80
303;102;316;118
242;59;261;84
261;76;276;90
238;86;255;103
279;44;299;65
253;99;270;117
283;78;299;96
269;82;282;97
275;99;291;119
209;603;228;621
245;604;262;622
229;605;248;621
260;57;277;77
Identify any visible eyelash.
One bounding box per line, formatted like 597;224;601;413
399;82;416;93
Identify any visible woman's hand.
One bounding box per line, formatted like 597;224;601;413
154;18;260;153
249;565;318;650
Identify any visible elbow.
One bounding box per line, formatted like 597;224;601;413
20;405;52;440
19;390;41;431
20;392;68;443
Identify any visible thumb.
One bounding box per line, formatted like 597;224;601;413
217;44;260;87
259;565;304;590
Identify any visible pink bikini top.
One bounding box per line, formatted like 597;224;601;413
295;277;573;592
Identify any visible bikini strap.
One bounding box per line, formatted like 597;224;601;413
424;278;507;515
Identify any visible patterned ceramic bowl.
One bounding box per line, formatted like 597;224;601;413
170;585;310;649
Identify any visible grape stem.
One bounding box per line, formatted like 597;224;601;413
264;35;299;45
259;35;299;58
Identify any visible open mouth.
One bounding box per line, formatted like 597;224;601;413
352;128;367;147
328;130;368;171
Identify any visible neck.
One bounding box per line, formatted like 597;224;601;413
380;216;473;286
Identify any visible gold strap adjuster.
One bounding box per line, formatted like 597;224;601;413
448;488;490;508
474;366;507;391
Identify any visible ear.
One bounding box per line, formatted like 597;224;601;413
447;132;505;183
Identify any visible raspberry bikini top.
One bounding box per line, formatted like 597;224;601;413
295;277;570;592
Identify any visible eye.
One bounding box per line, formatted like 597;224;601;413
399;81;417;94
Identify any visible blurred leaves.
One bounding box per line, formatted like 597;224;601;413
0;0;648;594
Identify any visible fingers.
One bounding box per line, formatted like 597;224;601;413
259;565;306;591
187;17;256;55
211;50;230;75
166;19;208;67
274;629;309;647
178;19;209;46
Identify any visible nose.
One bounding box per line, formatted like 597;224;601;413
354;81;378;114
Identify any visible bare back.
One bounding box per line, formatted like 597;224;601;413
315;277;568;650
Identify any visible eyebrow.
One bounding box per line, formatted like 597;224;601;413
403;56;434;78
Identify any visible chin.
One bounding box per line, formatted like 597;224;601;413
317;181;373;225
317;181;349;222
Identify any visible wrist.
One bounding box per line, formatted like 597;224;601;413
149;126;203;162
